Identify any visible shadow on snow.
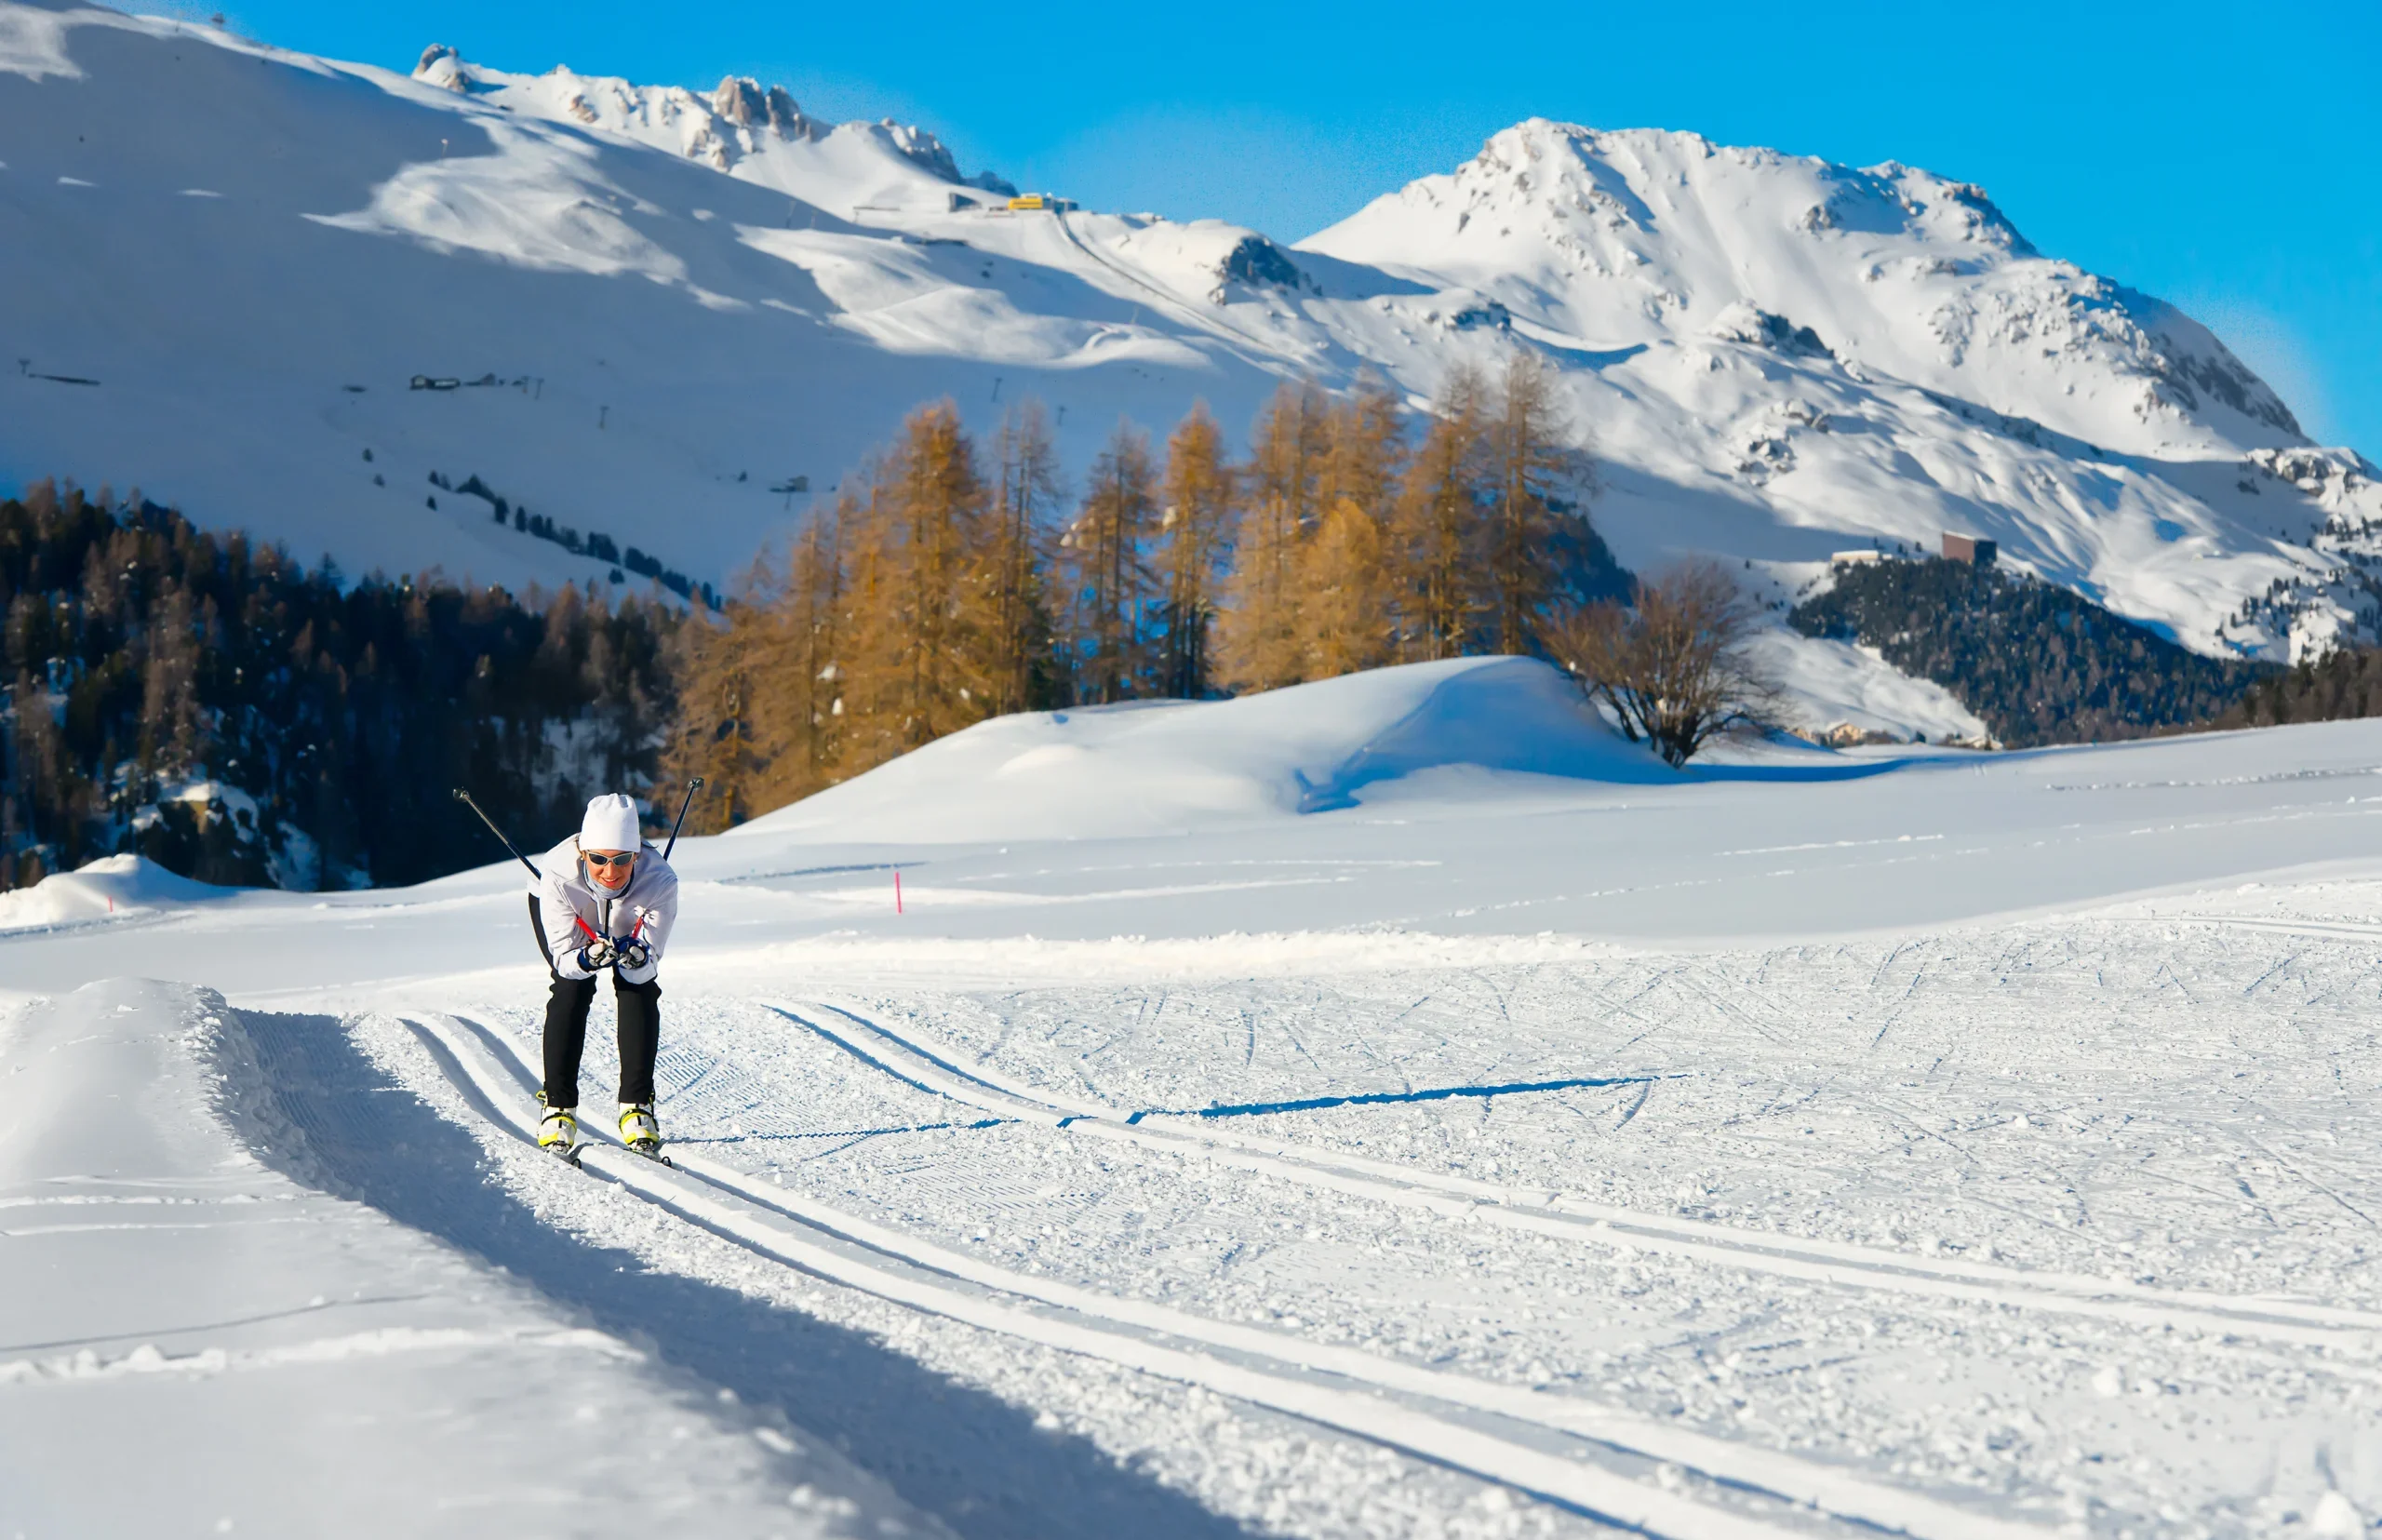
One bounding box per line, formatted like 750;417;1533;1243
227;1010;1259;1540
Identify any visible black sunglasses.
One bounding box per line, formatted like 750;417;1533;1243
583;851;636;869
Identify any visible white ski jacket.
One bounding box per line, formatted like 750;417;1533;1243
530;834;679;984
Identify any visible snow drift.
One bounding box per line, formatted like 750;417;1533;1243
0;852;233;931
743;658;1682;844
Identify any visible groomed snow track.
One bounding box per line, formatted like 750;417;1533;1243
404;1010;2057;1540
775;998;2382;1352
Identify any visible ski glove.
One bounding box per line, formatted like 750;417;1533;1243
576;937;618;972
615;937;652;973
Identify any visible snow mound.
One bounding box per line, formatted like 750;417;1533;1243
0;854;232;931
743;657;1677;843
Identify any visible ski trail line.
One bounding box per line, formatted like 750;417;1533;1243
2149;916;2382;944
772;998;2382;1350
407;1011;2053;1540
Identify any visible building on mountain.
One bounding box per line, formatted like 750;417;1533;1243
1943;532;1998;566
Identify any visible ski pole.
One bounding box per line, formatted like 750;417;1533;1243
662;776;703;859
455;787;603;945
454;787;540;878
606;779;703;947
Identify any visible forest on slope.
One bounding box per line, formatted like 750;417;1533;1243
0;481;676;891
24;341;2382;893
1788;559;2274;746
3;357;1626;888
664;360;1627;827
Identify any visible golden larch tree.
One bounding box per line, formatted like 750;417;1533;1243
1294;375;1408;676
826;455;911;779
1394;363;1490;661
1064;419;1158;703
1483;351;1579;654
1217;382;1326;690
1156;402;1235;699
886;401;993;746
984;400;1065;715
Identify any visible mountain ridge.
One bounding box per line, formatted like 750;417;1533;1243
3;2;2376;728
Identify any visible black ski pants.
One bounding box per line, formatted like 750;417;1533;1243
529;895;661;1110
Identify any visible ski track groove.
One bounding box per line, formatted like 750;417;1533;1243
770;997;2382;1350
403;1010;2054;1540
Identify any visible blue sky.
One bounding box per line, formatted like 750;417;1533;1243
219;0;2379;455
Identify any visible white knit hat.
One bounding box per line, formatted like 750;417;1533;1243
580;793;642;852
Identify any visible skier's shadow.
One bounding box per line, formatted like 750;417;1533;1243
232;1011;1258;1540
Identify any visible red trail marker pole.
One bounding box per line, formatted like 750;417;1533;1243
894;868;904;916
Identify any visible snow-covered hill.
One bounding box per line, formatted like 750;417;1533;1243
3;0;2377;691
12;694;2382;1535
743;657;1691;844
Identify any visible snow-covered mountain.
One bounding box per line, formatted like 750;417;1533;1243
3;0;2376;681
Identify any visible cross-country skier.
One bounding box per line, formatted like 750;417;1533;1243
529;793;679;1158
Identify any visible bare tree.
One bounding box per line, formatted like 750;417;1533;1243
1542;560;1773;767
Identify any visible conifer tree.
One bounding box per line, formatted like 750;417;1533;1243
664;495;855;834
1;479;681;886
137;582;207;783
830;454;910;777
1483;352;1580;655
1295;375;1407;676
1394;364;1491;660
1064;419;1158;703
10;666;72;879
985;401;1065;715
661;583;767;830
782;497;849;790
1217;382;1326;690
1156;403;1234;699
1315;375;1407;526
1297;498;1396;678
887;400;992;747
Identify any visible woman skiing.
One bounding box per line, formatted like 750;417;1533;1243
528;793;679;1158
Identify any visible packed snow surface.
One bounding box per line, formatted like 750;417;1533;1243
10;662;2382;1535
0;979;926;1537
4;0;2380;699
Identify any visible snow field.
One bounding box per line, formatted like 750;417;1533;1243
396;1005;2062;1537
402;916;2382;1537
13;683;2382;1533
359;1011;1639;1540
0;979;917;1538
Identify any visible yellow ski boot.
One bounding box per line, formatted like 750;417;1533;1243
538;1105;579;1163
618;1103;665;1162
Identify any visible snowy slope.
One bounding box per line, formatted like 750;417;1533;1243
0;977;924;1537
1298;121;2382;662
746;657;1683;843
0;3;1286;601
3;1;2378;693
11;690;2382;1534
